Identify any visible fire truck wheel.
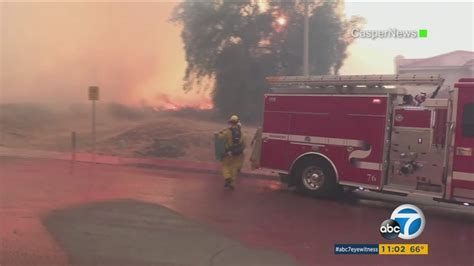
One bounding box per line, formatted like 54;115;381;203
295;159;339;197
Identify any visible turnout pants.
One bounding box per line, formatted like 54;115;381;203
222;154;244;184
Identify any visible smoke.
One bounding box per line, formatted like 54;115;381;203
1;2;208;107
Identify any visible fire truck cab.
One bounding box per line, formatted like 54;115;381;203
257;74;474;204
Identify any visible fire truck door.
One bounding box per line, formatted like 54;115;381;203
452;86;474;199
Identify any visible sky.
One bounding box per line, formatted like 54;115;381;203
1;1;473;107
341;1;474;74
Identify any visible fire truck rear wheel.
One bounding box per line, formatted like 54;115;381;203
295;159;339;197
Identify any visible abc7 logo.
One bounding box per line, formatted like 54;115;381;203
380;204;425;240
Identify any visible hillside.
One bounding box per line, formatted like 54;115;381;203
0;103;258;165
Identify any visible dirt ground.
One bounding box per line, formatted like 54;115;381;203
0;103;258;165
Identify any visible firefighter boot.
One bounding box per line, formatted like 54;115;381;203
224;178;232;189
228;180;235;190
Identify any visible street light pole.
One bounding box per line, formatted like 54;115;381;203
303;0;309;77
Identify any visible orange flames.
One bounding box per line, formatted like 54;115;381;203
154;94;214;111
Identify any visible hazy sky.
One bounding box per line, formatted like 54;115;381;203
1;1;472;106
341;1;473;74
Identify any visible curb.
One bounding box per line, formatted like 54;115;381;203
131;163;277;180
0;147;277;180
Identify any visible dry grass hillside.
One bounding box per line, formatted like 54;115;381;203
0;103;258;164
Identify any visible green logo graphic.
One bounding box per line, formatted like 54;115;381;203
419;29;428;38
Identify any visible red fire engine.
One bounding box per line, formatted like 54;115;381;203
256;74;474;204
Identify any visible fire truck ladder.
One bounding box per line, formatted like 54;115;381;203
266;74;445;96
266;74;444;88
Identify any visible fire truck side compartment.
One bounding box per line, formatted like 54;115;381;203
388;107;445;194
261;94;388;189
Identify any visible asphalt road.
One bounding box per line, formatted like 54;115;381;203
0;157;473;266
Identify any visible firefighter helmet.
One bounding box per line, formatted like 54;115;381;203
228;115;240;123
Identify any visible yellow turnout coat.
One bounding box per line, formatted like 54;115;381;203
216;126;245;182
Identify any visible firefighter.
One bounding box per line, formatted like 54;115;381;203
215;115;245;190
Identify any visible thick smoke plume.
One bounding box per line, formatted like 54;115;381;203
1;2;208;109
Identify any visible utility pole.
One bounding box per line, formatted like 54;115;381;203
70;131;76;174
88;86;99;163
303;0;309;77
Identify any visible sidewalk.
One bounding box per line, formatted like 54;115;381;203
0;146;277;179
